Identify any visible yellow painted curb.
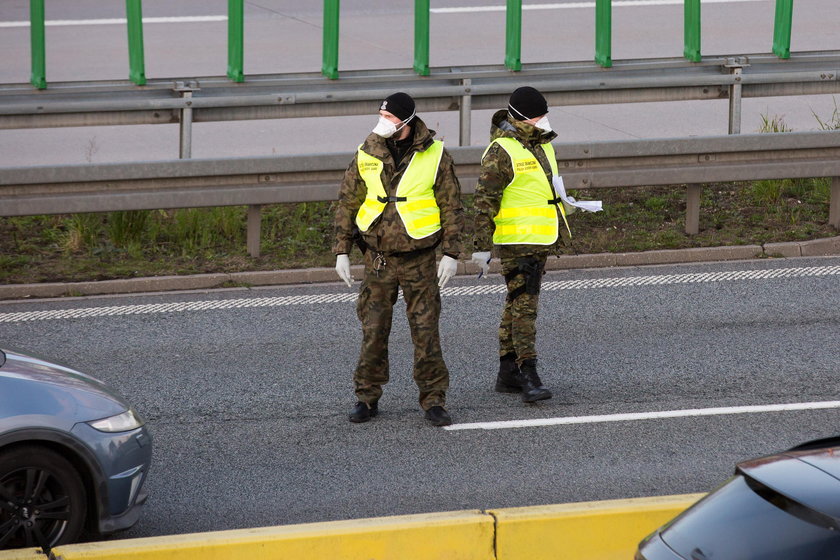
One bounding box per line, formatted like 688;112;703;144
490;494;705;560
1;494;704;560
0;548;43;560
50;509;495;560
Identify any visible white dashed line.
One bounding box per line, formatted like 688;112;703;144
445;400;840;431
0;15;227;28
1;265;837;324
431;0;766;14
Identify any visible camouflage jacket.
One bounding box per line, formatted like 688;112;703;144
333;116;464;257
473;109;561;259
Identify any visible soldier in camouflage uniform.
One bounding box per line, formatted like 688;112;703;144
472;86;566;403
334;92;463;426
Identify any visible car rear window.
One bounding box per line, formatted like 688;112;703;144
661;475;840;559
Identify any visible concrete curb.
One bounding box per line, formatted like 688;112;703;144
1;236;838;300
0;494;704;560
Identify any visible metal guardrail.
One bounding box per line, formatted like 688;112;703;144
2;131;839;256
2;51;840;145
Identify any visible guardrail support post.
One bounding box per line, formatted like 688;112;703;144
322;0;340;79
685;184;701;235
595;0;612;68
30;0;47;89
227;0;245;82
459;79;472;146
830;177;840;229
728;67;742;134
180;91;193;158
414;0;430;76
174;82;198;159
505;0;522;71
772;0;793;59
725;58;747;134
684;0;701;62
247;204;262;257
126;0;146;85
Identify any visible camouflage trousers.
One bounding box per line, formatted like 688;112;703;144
498;253;548;364
354;247;449;410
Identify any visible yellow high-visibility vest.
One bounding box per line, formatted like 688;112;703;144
354;141;444;239
485;137;570;245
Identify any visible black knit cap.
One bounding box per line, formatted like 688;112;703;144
379;92;416;122
508;86;548;120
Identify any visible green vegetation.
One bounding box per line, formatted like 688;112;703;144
2;179;834;286
813;98;840;132
1;205;337;284
1;112;838;286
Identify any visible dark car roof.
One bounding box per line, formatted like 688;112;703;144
737;446;840;522
0;349;128;429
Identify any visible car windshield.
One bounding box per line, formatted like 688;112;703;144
662;475;840;559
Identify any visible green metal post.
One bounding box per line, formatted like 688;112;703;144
29;0;46;89
322;0;340;79
414;0;430;76
595;0;612;68
505;0;521;71
125;0;146;85
227;0;244;82
772;0;793;59
684;0;701;62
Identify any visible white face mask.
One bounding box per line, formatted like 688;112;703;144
372;116;397;138
534;115;552;132
372;113;413;138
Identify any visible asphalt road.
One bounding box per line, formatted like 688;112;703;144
1;256;839;538
2;1;840;165
2;2;840;540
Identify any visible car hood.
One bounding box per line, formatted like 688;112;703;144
737;447;840;522
0;349;129;428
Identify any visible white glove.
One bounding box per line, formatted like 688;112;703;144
437;255;458;289
335;254;353;287
471;251;491;279
562;195;578;215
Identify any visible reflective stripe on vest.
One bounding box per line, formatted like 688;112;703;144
354;141;444;239
486;137;570;245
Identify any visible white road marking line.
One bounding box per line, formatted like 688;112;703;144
0;0;772;25
445;400;840;431
0;15;227;28
1;264;838;323
431;0;766;13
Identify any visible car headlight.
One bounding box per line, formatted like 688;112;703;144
88;409;144;432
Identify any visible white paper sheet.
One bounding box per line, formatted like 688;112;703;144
552;175;603;213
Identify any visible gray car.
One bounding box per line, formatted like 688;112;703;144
0;348;152;551
636;437;840;559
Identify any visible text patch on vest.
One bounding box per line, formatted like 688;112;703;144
514;159;539;173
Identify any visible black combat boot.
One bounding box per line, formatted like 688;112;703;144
519;359;552;403
495;352;522;393
424;406;452;427
349;401;378;423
